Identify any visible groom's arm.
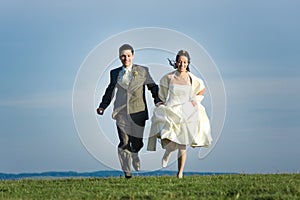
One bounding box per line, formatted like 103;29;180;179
97;70;118;115
144;68;162;105
147;83;161;105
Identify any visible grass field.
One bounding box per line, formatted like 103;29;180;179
0;174;299;199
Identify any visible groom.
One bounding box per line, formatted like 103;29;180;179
96;44;161;178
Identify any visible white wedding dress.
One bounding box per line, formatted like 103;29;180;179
150;77;212;148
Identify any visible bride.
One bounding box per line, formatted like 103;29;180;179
147;50;212;178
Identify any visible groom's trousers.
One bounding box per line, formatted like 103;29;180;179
115;108;145;175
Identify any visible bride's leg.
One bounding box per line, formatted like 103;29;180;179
162;141;177;167
177;144;187;178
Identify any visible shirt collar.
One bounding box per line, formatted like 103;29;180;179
123;64;133;72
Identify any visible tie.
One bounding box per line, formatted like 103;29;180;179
122;69;130;86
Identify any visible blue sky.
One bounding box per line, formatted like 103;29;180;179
1;0;299;173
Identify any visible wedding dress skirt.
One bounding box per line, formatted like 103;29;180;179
150;84;212;148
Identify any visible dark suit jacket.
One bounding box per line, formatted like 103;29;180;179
99;64;161;123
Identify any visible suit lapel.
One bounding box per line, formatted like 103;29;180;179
128;65;136;87
128;65;147;93
128;65;140;90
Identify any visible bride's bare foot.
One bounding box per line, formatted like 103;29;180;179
162;151;170;168
177;172;183;179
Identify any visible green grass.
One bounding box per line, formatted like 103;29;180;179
0;174;299;199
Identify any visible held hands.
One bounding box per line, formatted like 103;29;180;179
155;102;165;107
96;107;104;115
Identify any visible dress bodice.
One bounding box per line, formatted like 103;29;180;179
166;84;192;106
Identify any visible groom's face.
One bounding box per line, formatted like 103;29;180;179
119;49;134;68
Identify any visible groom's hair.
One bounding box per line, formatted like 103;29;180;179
119;44;134;55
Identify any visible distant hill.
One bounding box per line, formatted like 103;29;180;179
0;171;229;180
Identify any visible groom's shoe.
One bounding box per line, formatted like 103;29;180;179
125;171;132;179
132;153;140;171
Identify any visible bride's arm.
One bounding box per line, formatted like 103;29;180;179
191;86;206;106
197;88;205;95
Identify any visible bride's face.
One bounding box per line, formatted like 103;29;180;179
176;56;189;73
